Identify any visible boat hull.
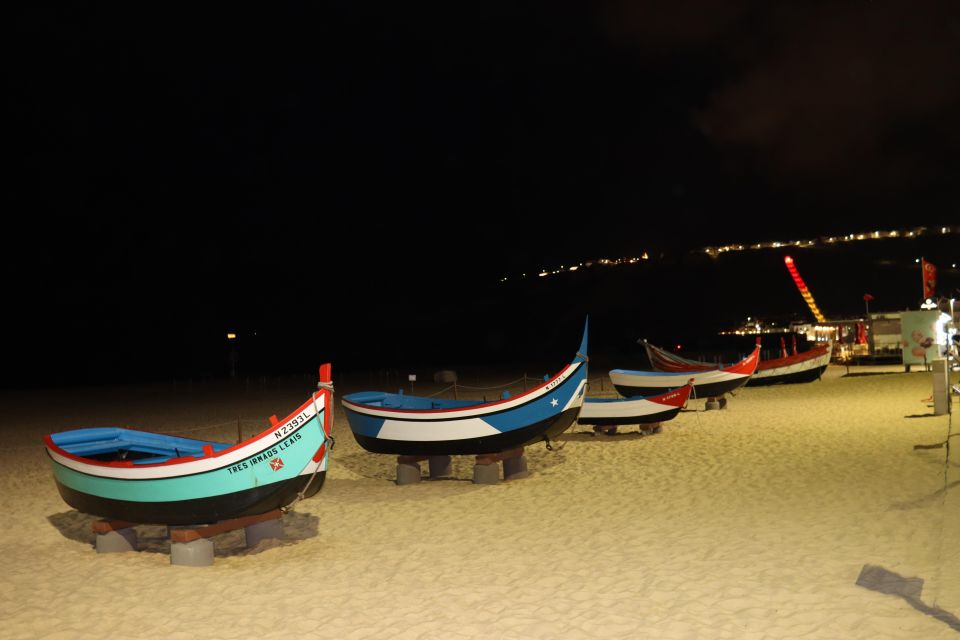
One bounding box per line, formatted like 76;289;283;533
51;472;326;525
349;407;581;455
746;364;828;386
611;345;760;399
611;374;749;399
44;378;333;525
343;324;590;456
577;405;681;426
577;385;691;426
746;344;832;387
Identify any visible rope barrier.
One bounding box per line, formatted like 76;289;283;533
455;376;529;391
165;421;239;434
426;385;456;397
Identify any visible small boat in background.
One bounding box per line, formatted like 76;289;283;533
641;334;830;387
610;340;760;399
341;321;589;455
577;382;693;427
747;343;832;386
43;365;335;525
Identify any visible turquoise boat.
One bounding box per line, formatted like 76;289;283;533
43;365;334;525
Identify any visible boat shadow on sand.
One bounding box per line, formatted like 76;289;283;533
46;509;320;557
335;443;572;483
560;431;648;443
841;371;908;378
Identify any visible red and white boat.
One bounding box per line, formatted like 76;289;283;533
609;340;761;399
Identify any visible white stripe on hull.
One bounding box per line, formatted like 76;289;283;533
373;380;587;442
377;418;501;442
753;350;831;380
579;398;671;420
609;369;747;391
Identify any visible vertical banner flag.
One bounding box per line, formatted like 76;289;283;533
921;258;937;299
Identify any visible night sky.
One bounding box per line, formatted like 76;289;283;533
6;1;959;387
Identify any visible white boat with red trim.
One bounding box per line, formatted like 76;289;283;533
610;340;761;398
577;382;693;426
747;343;832;386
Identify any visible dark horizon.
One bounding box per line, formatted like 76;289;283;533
3;228;956;389
7;2;959;388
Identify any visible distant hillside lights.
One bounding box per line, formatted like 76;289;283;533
500;253;649;282
501;224;953;282
703;225;954;258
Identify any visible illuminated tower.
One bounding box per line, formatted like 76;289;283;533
784;255;826;323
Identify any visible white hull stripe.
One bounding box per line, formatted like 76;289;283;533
374;379;587;442
609;369;746;389
753;353;831;378
579;398;670;420
377;418;500;441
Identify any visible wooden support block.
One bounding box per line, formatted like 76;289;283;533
593;425;617;435
168;509;283;543
93;519;139;534
640;422;662;435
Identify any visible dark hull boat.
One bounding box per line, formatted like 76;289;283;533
746;343;832;386
44;365;335;525
577;383;692;426
342;322;589;455
642;336;831;388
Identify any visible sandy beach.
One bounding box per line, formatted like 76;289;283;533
2;364;958;639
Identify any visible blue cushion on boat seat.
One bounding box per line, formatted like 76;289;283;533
53;427;228;461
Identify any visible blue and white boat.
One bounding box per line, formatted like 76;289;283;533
341;322;589;455
43;365;335;525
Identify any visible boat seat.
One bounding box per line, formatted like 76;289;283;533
56;428;230;462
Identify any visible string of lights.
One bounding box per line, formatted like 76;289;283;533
502;225;956;282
